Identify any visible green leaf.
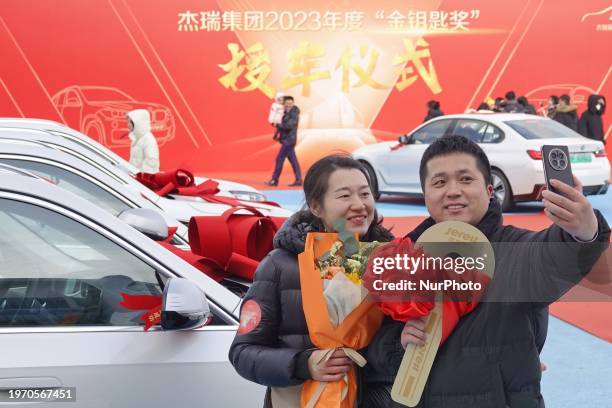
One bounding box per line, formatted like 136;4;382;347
317;250;331;263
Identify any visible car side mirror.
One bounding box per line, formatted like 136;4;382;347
118;208;169;241
161;277;212;331
398;134;412;145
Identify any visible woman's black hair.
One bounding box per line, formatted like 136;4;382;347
294;154;393;241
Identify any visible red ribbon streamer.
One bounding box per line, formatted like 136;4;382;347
119;293;163;331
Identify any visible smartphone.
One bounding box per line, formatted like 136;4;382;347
541;145;574;195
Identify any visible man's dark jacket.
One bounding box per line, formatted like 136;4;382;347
578;95;606;142
277;106;300;146
424;108;444;123
552;104;579;132
362;200;610;408
229;212;394;407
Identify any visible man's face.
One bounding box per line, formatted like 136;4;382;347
284;99;294;110
423;153;493;225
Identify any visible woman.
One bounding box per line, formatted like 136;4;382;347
229;154;394;407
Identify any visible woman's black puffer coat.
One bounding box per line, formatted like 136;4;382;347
229;212;393;406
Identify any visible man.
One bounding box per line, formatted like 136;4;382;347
517;96;538;115
127;109;160;173
363;135;609;407
266;96;302;187
423;100;444;123
503;91;524;113
553;94;579;131
579;94;607;143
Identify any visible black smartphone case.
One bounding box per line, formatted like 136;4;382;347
541;145;574;195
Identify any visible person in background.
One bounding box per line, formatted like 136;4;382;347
477;102;494;112
423;100;444;123
579;94;607;144
493;97;506;112
127;109;160;173
517;96;537;115
546;95;559;118
266;96;302;187
503;91;524;113
268;92;285;141
553;94;579;131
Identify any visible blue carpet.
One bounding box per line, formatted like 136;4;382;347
541;317;612;408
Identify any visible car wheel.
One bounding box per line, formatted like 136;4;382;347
361;161;381;200
491;169;513;211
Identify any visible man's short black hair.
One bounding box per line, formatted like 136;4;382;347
505;91;516;101
560;94;571;105
283;95;294;102
517;96;528;106
419;135;492;190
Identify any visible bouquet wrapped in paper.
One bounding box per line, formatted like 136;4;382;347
296;221;385;408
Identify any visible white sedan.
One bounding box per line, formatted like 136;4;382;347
353;113;610;210
0;172;264;407
0;126;292;222
0;118;267;203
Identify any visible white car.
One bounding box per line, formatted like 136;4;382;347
0;127;293;223
0;172;264;407
353;113;610;210
0;118;267;203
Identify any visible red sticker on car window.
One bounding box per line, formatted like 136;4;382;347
238;300;262;335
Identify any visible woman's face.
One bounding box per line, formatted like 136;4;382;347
310;168;376;236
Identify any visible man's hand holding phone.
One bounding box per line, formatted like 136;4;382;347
542;175;598;241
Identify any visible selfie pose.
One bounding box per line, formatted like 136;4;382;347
362;135;610;408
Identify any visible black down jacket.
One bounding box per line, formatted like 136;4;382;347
277;106;300;146
578;95;606;142
362;199;610;408
229;211;394;407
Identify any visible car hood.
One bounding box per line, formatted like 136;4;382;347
193;176;260;193
178;197;293;218
352;141;397;158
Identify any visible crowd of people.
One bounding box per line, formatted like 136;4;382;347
426;90;607;143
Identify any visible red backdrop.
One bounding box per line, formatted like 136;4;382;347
1;0;610;175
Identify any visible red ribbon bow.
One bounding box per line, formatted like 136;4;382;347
119;293;163;331
187;207;286;281
135;169;280;208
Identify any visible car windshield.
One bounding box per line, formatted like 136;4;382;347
80;88;134;102
504;119;577;139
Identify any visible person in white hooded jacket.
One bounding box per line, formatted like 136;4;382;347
127;109;160;173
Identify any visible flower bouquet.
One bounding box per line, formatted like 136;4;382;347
295;220;385;408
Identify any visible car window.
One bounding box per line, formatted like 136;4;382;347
0;159;131;216
452;119;488;143
411;120;451;144
0;198;161;327
482;124;504;143
504;119;576;139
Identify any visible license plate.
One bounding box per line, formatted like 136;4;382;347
570;153;592;163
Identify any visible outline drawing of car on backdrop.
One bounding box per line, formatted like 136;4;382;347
525;84;596;116
52;85;176;148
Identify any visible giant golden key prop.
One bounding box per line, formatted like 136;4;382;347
391;221;495;407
